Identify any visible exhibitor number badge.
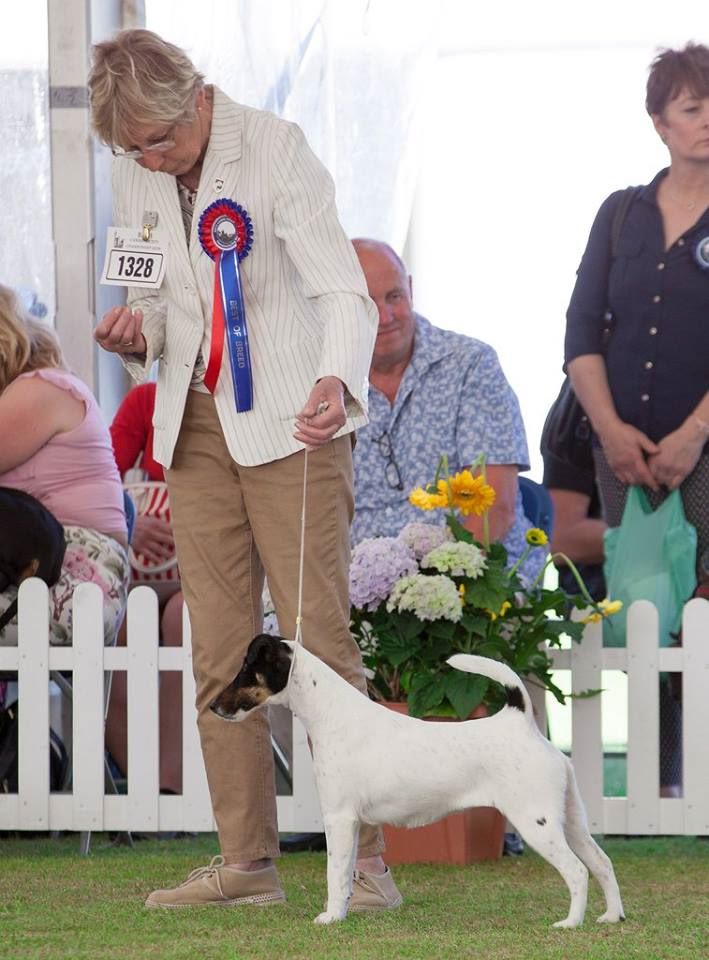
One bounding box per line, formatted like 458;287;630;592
100;226;168;288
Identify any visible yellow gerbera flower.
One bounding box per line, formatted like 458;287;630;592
409;487;447;511
448;470;496;516
525;527;548;547
580;611;603;624
598;598;623;617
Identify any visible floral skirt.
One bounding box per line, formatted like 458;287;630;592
0;525;129;647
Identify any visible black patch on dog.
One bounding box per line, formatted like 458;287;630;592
0;488;66;632
506;685;526;712
537;816;547;826
210;634;293;719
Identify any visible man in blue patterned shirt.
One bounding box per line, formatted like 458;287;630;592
351;238;544;584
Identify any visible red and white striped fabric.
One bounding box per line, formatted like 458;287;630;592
124;482;179;584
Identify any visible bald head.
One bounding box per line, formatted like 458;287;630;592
352;238;415;375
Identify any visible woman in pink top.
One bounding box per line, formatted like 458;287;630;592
0;284;129;646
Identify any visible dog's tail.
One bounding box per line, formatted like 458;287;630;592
446;654;534;719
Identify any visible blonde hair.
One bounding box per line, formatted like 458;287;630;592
0;284;64;392
88;28;205;147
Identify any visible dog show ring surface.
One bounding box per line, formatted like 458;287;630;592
380;702;506;864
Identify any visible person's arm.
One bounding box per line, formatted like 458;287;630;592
461;464;518;543
272;120;377;440
548;488;606;565
94;161;166;376
455;342;530;542
647;391;709;489
564;192;658;488
110;385;151;474
0;377;83;473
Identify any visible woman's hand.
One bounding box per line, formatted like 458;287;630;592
131;515;175;563
647;421;706;490
294;376;347;450
95;307;147;356
598;420;660;489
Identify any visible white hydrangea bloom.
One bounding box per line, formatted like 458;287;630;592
386;574;463;623
422;541;487;579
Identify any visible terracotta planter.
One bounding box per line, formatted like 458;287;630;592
380;701;506;864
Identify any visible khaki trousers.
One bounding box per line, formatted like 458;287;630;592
166;392;383;861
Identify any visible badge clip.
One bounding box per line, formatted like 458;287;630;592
142;211;158;242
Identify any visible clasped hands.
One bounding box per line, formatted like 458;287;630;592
600;418;705;491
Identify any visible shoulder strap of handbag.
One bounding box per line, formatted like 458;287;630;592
610;185;641;257
602;185;642;344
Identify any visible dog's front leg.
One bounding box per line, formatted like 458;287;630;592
313;817;359;925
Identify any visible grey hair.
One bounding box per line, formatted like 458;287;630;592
88;29;205;147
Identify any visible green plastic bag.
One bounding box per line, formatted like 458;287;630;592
603;487;697;647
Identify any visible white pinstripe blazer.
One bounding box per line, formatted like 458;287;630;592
115;88;377;468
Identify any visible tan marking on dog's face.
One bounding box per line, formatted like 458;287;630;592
240;682;273;706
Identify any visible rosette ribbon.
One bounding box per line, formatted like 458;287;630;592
198;199;254;411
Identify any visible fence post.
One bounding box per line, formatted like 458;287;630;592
17;579;50;830
682;598;709;835
569;617;603;831
126;587;160;831
626;600;660;834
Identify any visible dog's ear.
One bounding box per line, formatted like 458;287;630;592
246;634;290;666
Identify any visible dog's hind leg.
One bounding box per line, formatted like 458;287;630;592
563;769;625;924
314;816;359;925
511;811;589;928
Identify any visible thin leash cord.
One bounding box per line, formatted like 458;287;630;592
293;400;329;646
293;449;308;646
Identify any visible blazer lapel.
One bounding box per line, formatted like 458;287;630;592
190;88;245;287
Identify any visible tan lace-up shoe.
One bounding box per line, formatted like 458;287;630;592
348;867;403;912
145;856;286;908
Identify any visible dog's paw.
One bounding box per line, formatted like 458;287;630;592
552;917;582;929
596;911;625;924
314;910;346;925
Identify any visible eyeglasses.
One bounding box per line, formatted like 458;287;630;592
111;134;176;160
371;430;404;490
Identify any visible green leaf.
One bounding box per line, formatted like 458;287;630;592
408;673;446;718
444;671;488;720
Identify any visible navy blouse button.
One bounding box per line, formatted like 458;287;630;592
645;361;653;370
657;262;665;270
652;295;661;303
649;326;658;335
641;393;650;402
678;238;685;247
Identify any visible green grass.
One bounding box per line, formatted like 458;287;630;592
1;834;707;960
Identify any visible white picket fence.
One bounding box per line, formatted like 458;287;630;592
1;580;708;837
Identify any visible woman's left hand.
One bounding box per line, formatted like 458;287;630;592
647;421;706;489
294;377;347;450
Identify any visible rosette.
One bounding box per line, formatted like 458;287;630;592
198;199;255;410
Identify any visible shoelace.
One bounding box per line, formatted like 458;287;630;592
180;854;225;888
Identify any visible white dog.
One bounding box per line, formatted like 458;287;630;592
210;634;625;928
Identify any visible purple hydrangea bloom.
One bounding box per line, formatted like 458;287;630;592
350;537;418;611
398;521;452;561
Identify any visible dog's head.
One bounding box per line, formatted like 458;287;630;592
209;634;294;722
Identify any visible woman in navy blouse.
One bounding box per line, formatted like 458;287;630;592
564;43;709;797
565;42;709;574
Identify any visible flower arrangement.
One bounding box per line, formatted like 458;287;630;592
350;456;620;719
